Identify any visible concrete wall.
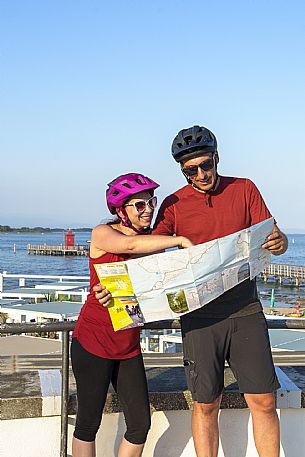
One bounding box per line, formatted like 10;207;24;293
1;408;305;457
2;366;304;456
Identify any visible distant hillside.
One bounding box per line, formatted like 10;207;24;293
2;224;302;235
0;225;92;233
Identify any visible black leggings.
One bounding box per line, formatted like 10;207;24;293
71;338;151;444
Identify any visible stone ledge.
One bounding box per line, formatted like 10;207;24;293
1;397;42;420
1;366;304;420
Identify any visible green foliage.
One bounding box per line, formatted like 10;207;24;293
166;290;189;313
0;225;13;232
0;225;92;233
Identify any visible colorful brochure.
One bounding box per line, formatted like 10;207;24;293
94;262;144;331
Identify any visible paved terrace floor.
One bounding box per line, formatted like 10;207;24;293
1;336;305;374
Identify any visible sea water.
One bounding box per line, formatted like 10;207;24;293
1;231;304;351
1;232;304;299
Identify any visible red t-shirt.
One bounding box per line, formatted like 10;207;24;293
153;176;273;318
73;252;141;359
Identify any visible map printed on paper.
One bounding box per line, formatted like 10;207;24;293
95;218;274;329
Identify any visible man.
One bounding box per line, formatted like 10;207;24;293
95;125;287;457
152;125;287;457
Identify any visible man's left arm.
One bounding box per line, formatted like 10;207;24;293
262;225;288;256
246;180;288;256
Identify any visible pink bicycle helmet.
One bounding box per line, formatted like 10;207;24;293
106;173;160;214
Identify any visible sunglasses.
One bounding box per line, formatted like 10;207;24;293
182;158;215;177
124;196;157;213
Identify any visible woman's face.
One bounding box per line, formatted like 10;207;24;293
122;190;156;229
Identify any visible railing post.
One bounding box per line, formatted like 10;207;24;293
60;330;70;457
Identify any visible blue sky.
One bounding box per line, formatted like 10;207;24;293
1;0;305;231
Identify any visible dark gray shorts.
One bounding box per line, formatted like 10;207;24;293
181;311;280;403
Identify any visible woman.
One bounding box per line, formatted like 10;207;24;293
71;173;193;457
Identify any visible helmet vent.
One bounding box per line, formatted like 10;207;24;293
171;125;217;163
135;178;143;184
122;183;132;188
112;190;119;196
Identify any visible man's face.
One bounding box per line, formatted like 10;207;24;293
181;152;219;192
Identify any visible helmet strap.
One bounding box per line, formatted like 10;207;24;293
119;207;131;227
119;207;151;235
181;167;193;184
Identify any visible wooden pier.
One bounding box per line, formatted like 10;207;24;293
261;263;305;287
27;244;89;256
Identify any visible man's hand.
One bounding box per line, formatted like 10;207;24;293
262;225;288;256
92;283;112;307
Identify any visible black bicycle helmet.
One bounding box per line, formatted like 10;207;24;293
171;125;217;163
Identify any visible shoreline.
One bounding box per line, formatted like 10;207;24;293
263;306;305;317
0;226;92;234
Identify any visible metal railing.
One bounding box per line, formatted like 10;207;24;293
0;272;90;293
1;318;305;457
263;263;305;279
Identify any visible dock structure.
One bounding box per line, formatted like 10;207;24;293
261;263;305;287
27;244;89;256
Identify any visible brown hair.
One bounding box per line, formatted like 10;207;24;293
106;216;121;226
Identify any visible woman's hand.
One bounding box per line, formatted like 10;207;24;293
179;237;194;249
92;283;112;307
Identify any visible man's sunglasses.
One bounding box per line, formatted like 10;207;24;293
124;196;157;213
182;158;215;177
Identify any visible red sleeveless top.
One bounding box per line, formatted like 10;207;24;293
73;252;141;359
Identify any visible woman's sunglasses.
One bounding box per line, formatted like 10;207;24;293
124;196;158;213
182;158;215;177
